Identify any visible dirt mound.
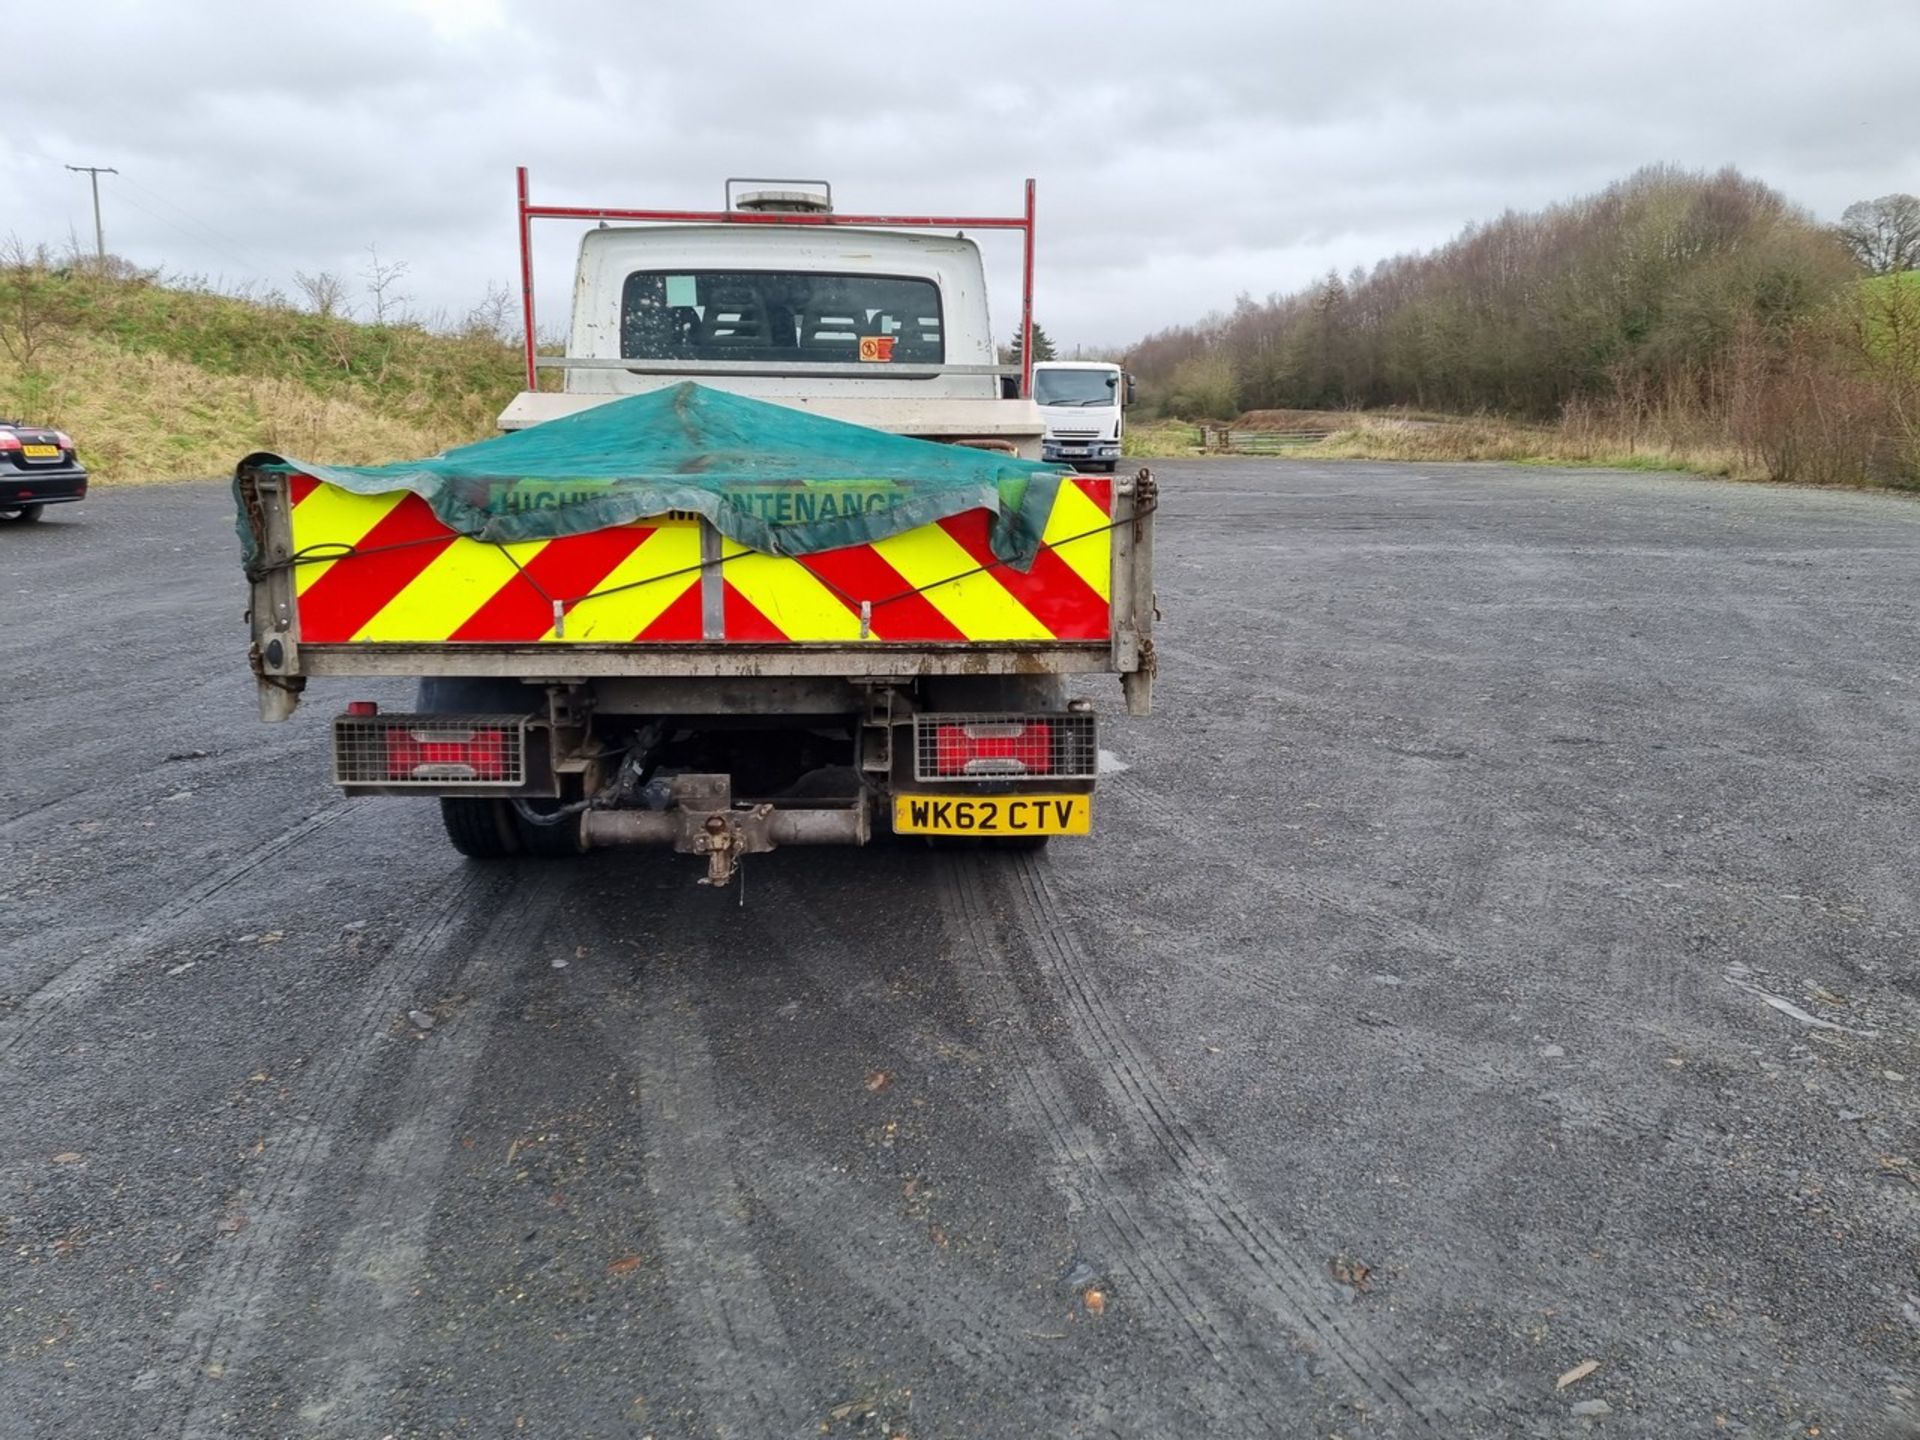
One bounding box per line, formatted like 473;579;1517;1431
1232;409;1350;434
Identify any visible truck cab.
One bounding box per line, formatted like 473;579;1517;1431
1033;360;1134;472
565;225;995;402
500;182;1045;455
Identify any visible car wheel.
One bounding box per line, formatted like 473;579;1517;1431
439;798;524;859
2;504;45;523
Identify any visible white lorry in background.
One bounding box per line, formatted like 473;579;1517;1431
1032;360;1135;473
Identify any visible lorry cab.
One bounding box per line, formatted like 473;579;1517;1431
565;225;999;404
1032;360;1134;472
499;180;1046;456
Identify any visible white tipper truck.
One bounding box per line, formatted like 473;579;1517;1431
237;174;1156;884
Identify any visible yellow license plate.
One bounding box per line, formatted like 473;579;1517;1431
22;444;60;458
893;793;1090;836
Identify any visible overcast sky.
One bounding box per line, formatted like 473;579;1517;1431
7;0;1917;353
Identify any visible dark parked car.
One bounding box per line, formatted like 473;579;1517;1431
1;420;87;522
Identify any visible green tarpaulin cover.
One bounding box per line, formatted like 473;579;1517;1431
239;382;1071;570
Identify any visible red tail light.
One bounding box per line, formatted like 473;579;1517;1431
934;721;1052;776
0;433;20;453
384;726;510;781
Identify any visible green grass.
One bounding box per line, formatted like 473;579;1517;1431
1122;420;1203;458
0;263;527;481
1129;407;1756;479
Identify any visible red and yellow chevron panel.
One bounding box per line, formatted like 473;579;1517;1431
286;472;1111;646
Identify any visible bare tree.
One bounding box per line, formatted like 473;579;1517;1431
294;268;349;318
361;244;412;325
0;235;73;374
1836;194;1920;275
464;280;517;341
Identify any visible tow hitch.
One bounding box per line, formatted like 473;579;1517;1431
580;774;868;887
696;813;752;887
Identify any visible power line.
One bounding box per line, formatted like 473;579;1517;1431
65;164;118;263
112;171;277;276
109;184;273;281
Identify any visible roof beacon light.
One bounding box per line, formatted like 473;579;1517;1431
724;177;833;214
730;185;833;215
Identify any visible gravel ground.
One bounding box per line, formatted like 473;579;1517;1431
2;462;1917;1440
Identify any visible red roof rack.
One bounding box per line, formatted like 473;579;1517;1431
514;166;1037;397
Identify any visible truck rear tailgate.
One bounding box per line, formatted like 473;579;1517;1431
280;471;1115;647
237;383;1154;716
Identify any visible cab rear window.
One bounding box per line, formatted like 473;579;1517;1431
621;270;943;364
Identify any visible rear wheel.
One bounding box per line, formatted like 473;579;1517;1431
2;504;45;523
420;678;556;861
439;798;524;859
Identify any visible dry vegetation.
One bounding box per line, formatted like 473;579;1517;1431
1128;168;1920;488
6;177;1915;492
0;247;527;482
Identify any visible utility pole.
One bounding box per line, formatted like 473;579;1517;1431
65;164;118;266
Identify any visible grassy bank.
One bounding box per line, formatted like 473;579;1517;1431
1313;415;1749;477
1123;408;1920;487
0;260;524;482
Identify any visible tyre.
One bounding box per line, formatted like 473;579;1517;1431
514;796;585;858
420;679;550;860
439;798;523;859
2;504;45;523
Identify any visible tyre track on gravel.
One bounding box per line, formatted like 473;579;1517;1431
0;801;357;1062
1110;901;1708;1151
0;733;318;836
942;851;1450;1433
569;889;810;1440
1109;761;1887;1150
744;1119;1195;1439
1101;758;1733;1056
741;868;1201;1436
132;862;514;1440
291;876;567;1439
933;855;1313;1436
1100;773;1474;969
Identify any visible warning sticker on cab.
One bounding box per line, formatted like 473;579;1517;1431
893;794;1090;836
858;335;896;362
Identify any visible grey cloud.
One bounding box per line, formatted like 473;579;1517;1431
6;0;1917;353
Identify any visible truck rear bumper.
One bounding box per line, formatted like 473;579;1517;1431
333;701;1097;883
